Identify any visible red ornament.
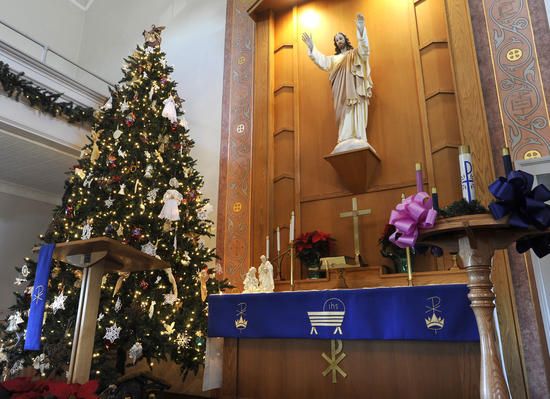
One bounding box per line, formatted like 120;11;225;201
65;205;74;218
171;123;178;132
111;175;122;183
173;142;182;150
107;154;117;169
125;112;136;127
131;227;142;240
140;280;149;290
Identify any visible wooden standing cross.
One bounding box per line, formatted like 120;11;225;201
339;197;371;265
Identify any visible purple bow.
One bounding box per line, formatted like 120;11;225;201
389;192;438;248
489;170;550;257
489;170;550;230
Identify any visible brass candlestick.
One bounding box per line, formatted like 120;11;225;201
405;246;413;286
290;241;295;291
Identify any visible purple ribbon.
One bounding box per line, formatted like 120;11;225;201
389;192;438;248
489;170;550;257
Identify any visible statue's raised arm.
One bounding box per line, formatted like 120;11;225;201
302;12;375;154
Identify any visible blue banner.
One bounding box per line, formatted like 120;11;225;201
208;284;479;342
24;243;55;351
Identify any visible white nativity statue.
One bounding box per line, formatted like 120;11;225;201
258;255;275;293
243;266;260;293
302;13;375;154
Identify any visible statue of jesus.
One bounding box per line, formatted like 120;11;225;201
302;13;374;154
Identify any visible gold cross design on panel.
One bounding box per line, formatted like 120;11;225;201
322;339;347;383
339;197;371;265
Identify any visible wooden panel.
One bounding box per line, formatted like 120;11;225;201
229;338;480;399
432;146;461;207
274;87;294;132
274;130;294;177
274;8;294;49
426;94;461;150
415;0;448;46
274;47;294;90
421;44;455;98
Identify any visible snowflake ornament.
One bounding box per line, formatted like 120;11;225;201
21;264;29;278
6;312;24;332
103;323;121;343
50;291;67;314
10;360;23;376
105;196;114;208
147;188;159;202
163;293;178;305
197;203;214;221
120;100;130;113
128;342;143;365
176;332;191;349
13;278;27;286
141;241;157;257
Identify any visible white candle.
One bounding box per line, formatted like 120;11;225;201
289;211;295;242
276;226;281;252
266;235;270;259
459;145;476;202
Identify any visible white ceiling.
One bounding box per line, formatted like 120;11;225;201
0;131;77;203
69;0;96;12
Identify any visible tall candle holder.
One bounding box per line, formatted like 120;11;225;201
289;241;295;291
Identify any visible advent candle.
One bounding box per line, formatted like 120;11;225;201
266;235;270;259
276;226;281;252
415;162;423;193
289;211;295;242
459;145;476;202
431;187;439;211
502;147;513;175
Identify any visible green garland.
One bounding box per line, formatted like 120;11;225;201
0;61;95;124
439;199;488;218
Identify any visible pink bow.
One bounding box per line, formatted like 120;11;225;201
389;192;437;248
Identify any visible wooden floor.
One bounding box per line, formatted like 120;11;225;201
219;338;480;399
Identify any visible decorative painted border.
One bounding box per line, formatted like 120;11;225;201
217;0;255;287
482;0;550;161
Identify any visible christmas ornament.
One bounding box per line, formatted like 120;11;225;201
74;168;86;179
117;147;127;158
50;291;67;314
158;135;170;153
81;221;93;240
90;130;101;164
140;280;149;290
179;116;189;130
104;196;114;208
164;268;178;297
97;312;104;322
13;277;26;286
155;276;161;284
143;25;165;47
163;322;175;335
6;311;24;332
199;269;209;302
197;203;214;221
32;354;50;374
113;272;130;296
141;241;157;257
158;178;183;221
145;151;151;159
155;150;164;163
134;179;141;193
104;323;121;343
181;251;191;266
113;126;123;140
196;331;204;337
149;83;158;99
117;224;124;236
163;293;178;305
162;95;178;123
0;345;7;363
125;112;136;127
131;227;142;240
101;97;112;110
118;184;126;195
10;360;23;376
104;224;115;235
82;175;94;188
107;154;117;169
142;71;148;79
115;297;122;313
65;205;74;218
144;164;153;178
176;332;191;349
148;301;156;319
128;342;143;365
120;99;129;113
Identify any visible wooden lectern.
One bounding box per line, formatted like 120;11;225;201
51;237;169;384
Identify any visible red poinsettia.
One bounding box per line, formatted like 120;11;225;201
295;230;333;266
1;377;98;399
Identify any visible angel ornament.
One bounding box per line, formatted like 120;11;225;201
159;178;183;226
162;95;178;124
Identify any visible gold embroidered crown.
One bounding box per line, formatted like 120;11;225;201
235;315;248;329
425;312;445;329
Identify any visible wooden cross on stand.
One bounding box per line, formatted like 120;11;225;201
339;197;371;265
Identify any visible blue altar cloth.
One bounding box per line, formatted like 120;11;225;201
208;284;479;342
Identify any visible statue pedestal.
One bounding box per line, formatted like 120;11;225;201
324;146;380;193
418;214;545;399
52;237;169;384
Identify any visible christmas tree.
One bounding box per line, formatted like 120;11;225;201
0;25;230;386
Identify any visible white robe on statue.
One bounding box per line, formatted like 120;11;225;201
308;27;374;154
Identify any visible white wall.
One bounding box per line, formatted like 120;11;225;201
78;0;227;250
0;0;86;79
0;192;53;317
